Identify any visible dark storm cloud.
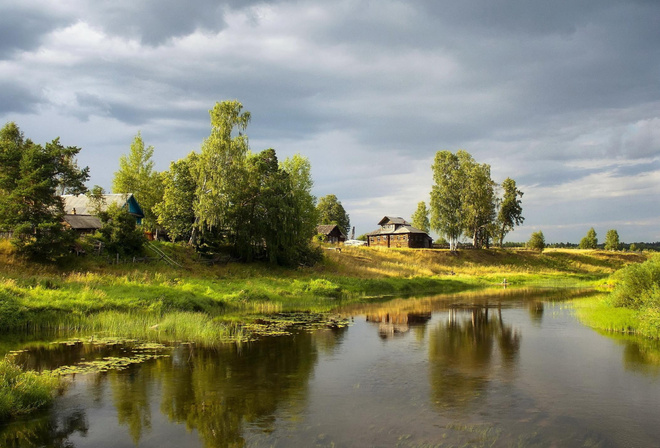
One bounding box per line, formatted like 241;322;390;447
78;0;274;46
0;81;43;114
0;5;71;58
1;0;658;240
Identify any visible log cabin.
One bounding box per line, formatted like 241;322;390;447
316;224;347;243
366;216;433;248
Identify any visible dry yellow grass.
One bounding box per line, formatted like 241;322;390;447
321;246;648;279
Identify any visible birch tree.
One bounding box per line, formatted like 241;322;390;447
430;151;464;251
112;132;163;231
191;100;251;245
496;177;524;247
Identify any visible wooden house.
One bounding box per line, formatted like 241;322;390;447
61;194;145;235
316;224;347;243
62;194;145;225
366;216;433;248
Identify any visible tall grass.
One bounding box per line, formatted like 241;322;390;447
0;357;60;421
59;311;247;345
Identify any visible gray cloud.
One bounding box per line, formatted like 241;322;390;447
0;5;71;58
1;0;659;241
0;81;43;114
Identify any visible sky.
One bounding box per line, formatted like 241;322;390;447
1;0;659;243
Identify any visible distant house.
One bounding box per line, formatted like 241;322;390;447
317;224;347;243
61;194;145;234
366;216;433;248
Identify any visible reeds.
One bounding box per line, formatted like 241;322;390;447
0;357;60;421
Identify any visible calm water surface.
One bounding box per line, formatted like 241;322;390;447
2;288;660;447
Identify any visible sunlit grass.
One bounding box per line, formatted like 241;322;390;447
0;357;60;421
0;242;649;337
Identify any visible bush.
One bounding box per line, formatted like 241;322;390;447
609;255;660;310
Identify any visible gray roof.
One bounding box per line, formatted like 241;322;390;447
63;214;102;230
62;194;135;215
366;225;432;237
317;224;345;235
378;216;410;226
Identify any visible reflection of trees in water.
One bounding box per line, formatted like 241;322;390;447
0;407;88;448
527;301;544;324
429;306;521;413
0;328;337;448
109;362;158;445
158;333;319;448
366;312;432;339
618;336;660;376
312;325;349;355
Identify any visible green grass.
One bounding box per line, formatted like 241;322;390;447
0;357;60;421
0;241;651;337
573;295;640;335
573;255;660;339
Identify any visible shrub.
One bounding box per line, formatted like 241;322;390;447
609;255;660;310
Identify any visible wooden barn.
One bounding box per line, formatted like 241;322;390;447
317;224;347;243
366;216;433;249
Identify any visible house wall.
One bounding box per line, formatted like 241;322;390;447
368;235;391;247
368;233;432;248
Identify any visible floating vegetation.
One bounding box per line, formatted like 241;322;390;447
47;353;170;376
242;312;350;339
41;338;172;376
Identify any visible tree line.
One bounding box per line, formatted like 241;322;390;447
0;101;351;265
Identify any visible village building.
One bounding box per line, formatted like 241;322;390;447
61;193;145;234
316;224;347;243
366;216;433;249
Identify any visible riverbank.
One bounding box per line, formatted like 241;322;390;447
0;240;649;338
0;242;652;421
574;254;660;339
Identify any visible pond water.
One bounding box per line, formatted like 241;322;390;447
2;288;660;447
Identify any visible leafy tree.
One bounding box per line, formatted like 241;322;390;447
0;122;89;261
629;243;638;252
459;151;496;248
528;231;545;252
604;229;620;251
154;153;198;243
280;154;319;255
411;201;431;234
496;178;524;247
430;151;463;251
316;194;350;236
226;149;319;265
579;227;598;249
112;132;163;231
97;203;147;256
191;100;251;245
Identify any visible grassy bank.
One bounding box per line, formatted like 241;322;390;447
574;254;660;339
0;240;650;338
0;242;652;420
0;357;60;421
